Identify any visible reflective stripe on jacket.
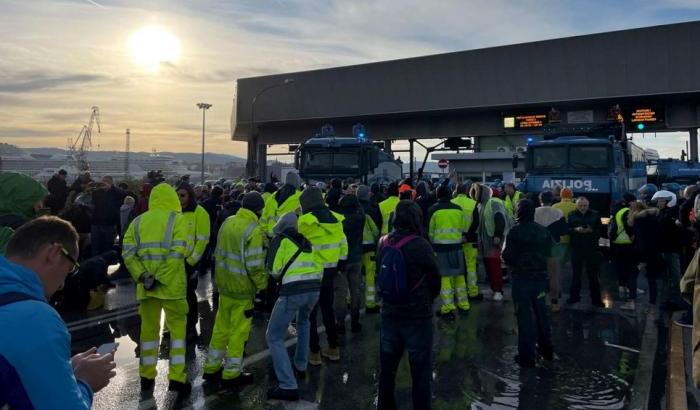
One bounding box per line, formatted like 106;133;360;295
428;201;468;249
182;204;210;266
504;191;521;217
298;211;348;269
122;184;192;300
362;214;380;246
214;208;267;299
271;237;322;286
379;196;400;235
260;190;301;237
613;207;632;245
451;194;476;231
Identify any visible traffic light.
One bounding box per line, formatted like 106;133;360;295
637;123;646;131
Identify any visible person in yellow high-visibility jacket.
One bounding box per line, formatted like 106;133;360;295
357;185;381;312
504;183;522;219
298;187;348;365
451;182;480;298
175;183;210;340
122;183;193;396
202;192;267;388
379;182;400;235
428;185;470;319
260;173;301;237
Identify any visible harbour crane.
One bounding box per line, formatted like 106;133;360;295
69;106;101;171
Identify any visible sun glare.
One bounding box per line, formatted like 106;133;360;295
129;26;181;72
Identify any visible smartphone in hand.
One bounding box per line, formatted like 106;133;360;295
96;342;119;356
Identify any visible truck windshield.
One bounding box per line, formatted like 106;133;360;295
302;150;360;173
570;146;609;170
532;147;566;169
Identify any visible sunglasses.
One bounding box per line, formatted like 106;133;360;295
56;244;80;278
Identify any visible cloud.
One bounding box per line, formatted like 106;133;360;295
0;72;109;93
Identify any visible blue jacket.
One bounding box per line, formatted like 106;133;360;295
0;256;93;409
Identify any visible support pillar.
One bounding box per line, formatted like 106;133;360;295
384;139;392;154
409;139;415;179
246;137;258;178
690;128;698;162
257;143;267;182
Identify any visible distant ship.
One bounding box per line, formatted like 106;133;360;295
0;151;191;181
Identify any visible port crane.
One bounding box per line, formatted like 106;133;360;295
69;106;100;171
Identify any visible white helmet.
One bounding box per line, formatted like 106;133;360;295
651;190;677;207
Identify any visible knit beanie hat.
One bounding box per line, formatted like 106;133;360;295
560;187;573;199
300;187;324;212
241;191;265;213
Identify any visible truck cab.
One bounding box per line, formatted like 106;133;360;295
521;123;646;217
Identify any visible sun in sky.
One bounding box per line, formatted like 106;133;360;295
128;26;181;72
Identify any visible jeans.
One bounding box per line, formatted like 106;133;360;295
378;316;433;410
335;262;363;325
90;225;116;258
570;248;602;304
310;268;339;352
512;276;553;365
266;291;320;390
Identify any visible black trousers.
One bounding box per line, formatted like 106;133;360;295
310;268;338;352
570;248;602;304
612;244;639;299
512;276;553;365
185;262;199;334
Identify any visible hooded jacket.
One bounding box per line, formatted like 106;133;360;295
339;195;365;263
177;183;211;266
122;184;192;300
0;257;94;409
0;173;48;255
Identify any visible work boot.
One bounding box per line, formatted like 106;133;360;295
550;301;560;313
267;387;300;401
140;377;155;391
87;290;105;311
221;372;254;389
308;351;322;366
202;369;222;384
365;306;380;314
674;312;693;328
167;380;192;397
493;292;504;302
321;347;340;362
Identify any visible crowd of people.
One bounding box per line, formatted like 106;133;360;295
1;166;699;408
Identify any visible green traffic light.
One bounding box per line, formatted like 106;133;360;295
637;123;645;131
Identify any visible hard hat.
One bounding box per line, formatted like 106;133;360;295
651;189;677;208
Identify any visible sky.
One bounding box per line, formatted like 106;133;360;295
1;0;699;159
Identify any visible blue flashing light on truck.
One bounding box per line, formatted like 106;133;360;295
520;122;646;216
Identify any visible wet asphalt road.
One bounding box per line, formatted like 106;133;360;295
65;262;660;410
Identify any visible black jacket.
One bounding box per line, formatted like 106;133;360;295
502;221;554;280
46;175;69;212
325;187;343;213
568;209;601;251
631;208;664;271
378;231;440;319
91;186;125;226
658;205;684;253
340;202;365;264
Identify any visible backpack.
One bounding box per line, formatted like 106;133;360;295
377;234;421;303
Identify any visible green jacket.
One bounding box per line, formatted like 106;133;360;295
0;172;48;255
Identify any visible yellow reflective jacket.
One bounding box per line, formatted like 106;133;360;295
504;191;522;217
379;196;400;235
182;204;210;266
122;184;192;301
298;209;348;269
260;189;301;237
451;194;476;231
214;208;267;300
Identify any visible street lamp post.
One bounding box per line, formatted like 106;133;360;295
197;102;212;183
248;78;295;178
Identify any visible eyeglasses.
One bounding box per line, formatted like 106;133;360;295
56;244;80;278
